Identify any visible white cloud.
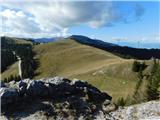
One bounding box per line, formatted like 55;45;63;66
0;1;145;38
1;9;41;35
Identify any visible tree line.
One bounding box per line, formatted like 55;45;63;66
1;36;38;82
117;59;160;106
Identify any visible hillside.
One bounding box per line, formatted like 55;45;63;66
1;36;33;45
33;39;138;101
1;36;155;101
1;62;19;80
33;39;121;78
1;36;36;80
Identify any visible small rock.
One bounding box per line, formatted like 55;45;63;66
102;102;117;113
8;80;18;89
103;99;111;106
47;76;71;85
90;104;97;113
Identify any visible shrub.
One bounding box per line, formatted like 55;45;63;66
132;61;147;72
116;97;126;107
3;75;21;83
146;60;160;100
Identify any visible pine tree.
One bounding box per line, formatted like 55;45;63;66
146;60;160;100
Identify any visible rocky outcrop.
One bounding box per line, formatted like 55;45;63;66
0;77;115;120
107;100;160;120
1;77;159;120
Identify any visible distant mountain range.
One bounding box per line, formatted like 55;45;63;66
33;37;64;43
33;35;160;49
69;35;160;59
69;35;117;48
114;41;160;49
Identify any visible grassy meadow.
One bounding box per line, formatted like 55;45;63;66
1;38;152;102
32;39;141;101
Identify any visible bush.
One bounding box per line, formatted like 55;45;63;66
132;61;147;72
146;60;160;100
116;97;126;107
131;61;148;104
3;75;21;83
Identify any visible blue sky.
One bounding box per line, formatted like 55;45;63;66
69;1;160;43
0;1;159;43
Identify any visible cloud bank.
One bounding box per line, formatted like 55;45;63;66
0;1;145;38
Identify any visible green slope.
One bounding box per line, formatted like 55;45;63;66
33;39;121;78
1;61;19;80
1;37;154;102
1;36;33;80
33;39;138;101
2;36;33;45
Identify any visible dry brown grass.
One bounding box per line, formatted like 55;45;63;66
2;38;150;102
1;61;19;80
33;39;139;101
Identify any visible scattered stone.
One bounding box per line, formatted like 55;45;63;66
8;80;18;89
102;102;116;113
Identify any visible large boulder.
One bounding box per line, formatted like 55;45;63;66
0;87;19;106
102;100;116;113
26;80;48;97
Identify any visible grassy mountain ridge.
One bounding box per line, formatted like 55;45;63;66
32;38;139;101
33;39;121;78
1;36;155;101
1;36;33;45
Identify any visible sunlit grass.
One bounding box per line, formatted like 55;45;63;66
1;61;19;80
1;39;151;102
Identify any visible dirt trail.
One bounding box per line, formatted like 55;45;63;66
12;51;22;79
